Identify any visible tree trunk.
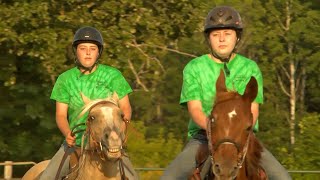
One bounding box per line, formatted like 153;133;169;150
286;0;295;145
299;67;306;112
289;51;295;145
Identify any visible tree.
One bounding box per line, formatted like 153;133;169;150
0;0;319;177
258;0;320;146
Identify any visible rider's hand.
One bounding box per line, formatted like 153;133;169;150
65;131;76;147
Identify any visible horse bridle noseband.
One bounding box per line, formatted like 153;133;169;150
206;116;251;170
85;116;129;161
57;101;130;180
79;100;128;152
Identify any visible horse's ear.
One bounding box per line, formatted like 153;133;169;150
81;93;91;104
216;69;227;93
111;92;119;104
243;77;258;102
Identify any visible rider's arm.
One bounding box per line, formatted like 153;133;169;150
187;100;259;130
251;102;259;126
56;101;75;146
119;95;132;121
187;100;208;130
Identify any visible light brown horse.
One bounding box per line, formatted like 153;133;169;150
22;93;136;180
190;70;267;180
22;160;50;180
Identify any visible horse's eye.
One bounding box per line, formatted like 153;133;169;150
89;116;95;121
246;125;252;131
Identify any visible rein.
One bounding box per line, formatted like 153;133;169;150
55;124;86;180
206;117;251;170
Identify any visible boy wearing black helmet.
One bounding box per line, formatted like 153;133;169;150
72;26;104;73
40;26;138;179
161;6;291;180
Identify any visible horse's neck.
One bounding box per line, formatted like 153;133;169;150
241;134;265;180
235;164;247;180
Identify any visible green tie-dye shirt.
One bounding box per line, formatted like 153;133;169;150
50;64;132;145
180;54;263;139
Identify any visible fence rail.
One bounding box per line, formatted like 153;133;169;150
0;161;36;179
1;161;320;179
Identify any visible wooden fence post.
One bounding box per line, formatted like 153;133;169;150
4;161;13;179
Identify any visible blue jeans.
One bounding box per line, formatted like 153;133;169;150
161;134;291;180
260;148;292;180
39;143;71;180
161;133;208;180
40;143;139;180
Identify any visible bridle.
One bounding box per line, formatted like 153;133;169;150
206;116;251;172
84;115;129;161
81;100;129;158
60;100;130;180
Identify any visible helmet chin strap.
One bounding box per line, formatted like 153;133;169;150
206;36;241;77
207;41;233;77
75;57;98;74
72;45;101;74
210;49;231;77
209;48;233;63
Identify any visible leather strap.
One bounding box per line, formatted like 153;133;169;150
119;158;128;180
55;146;74;180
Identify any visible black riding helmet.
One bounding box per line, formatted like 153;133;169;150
204;6;243;40
204;6;243;76
72;26;104;72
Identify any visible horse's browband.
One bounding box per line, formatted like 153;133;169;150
88;100;118;111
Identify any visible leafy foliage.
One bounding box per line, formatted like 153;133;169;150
0;0;319;178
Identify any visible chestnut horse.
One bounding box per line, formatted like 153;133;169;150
190;70;267;180
22;93;137;180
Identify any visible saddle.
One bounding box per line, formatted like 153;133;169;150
69;148;81;172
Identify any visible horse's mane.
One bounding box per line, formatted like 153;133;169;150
246;133;264;179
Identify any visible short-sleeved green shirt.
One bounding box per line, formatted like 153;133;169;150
50;64;132;145
180;54;263;139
